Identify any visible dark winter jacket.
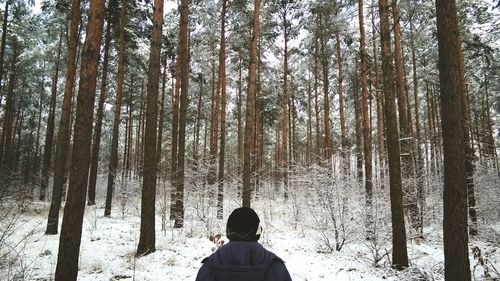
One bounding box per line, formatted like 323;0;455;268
195;241;292;281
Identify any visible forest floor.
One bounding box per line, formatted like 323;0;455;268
1;176;499;281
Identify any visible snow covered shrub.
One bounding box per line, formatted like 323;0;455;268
185;160;219;235
209;233;225;252
87;206;100;242
472;246;500;280
0;200;42;281
421;171;444;233
293;164;360;252
157;179;171;234
392;266;435;281
474;165;500;224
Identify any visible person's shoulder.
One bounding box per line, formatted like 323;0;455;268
261;246;285;262
267;257;292;281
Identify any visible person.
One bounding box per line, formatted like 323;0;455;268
195;207;292;281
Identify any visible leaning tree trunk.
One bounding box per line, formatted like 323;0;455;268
46;0;81;235
54;0;105;278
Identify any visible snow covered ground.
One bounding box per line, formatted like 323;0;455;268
0;176;499;281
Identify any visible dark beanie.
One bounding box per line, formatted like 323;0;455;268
226;207;261;241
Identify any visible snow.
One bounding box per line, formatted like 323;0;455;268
1;178;499;281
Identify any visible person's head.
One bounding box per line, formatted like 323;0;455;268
226;207;262;241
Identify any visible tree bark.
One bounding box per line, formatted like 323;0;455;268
0;40;18;177
281;2;289;197
336;32;348;175
436;0;471;279
156;53;168;170
46;0;81;235
193;73;203;168
372;3;385;180
136;0;163;256
169;56;180;220
392;1;419;232
216;0;228;220
237;58;243;175
41;30;63;200
173;0;189;228
104;0;127;217
54;0;105;277
359;0;374;238
88;16;112;205
410;20;425;236
0;0;9;111
378;0;408;270
318;13;331;162
242;0;260;208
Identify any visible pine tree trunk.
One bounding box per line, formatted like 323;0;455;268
372;3;385;181
436;0;471;279
105;0;127;217
354;65;363;181
87;18;111;206
136;84;145;177
13;105;24;172
237;58;243;175
359;0;374;238
136;0;163;256
169;56;180;220
54;0;105;277
126;98;133;178
242;0;260;208
378;0;408;270
40;31;63;200
336;32;348;175
282;3;289;197
173;0;189;228
216;0;227;219
482;80;498;169
307;71;312;166
314;37;321;164
0;0;9;110
392;1;419;232
410;21;425;236
156;54;168;169
0;40;18;178
33;79;44;184
24;115;35;184
208;39;219;187
46;0;81;235
193;74;203;168
318;13;331;162
463;89;477;236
